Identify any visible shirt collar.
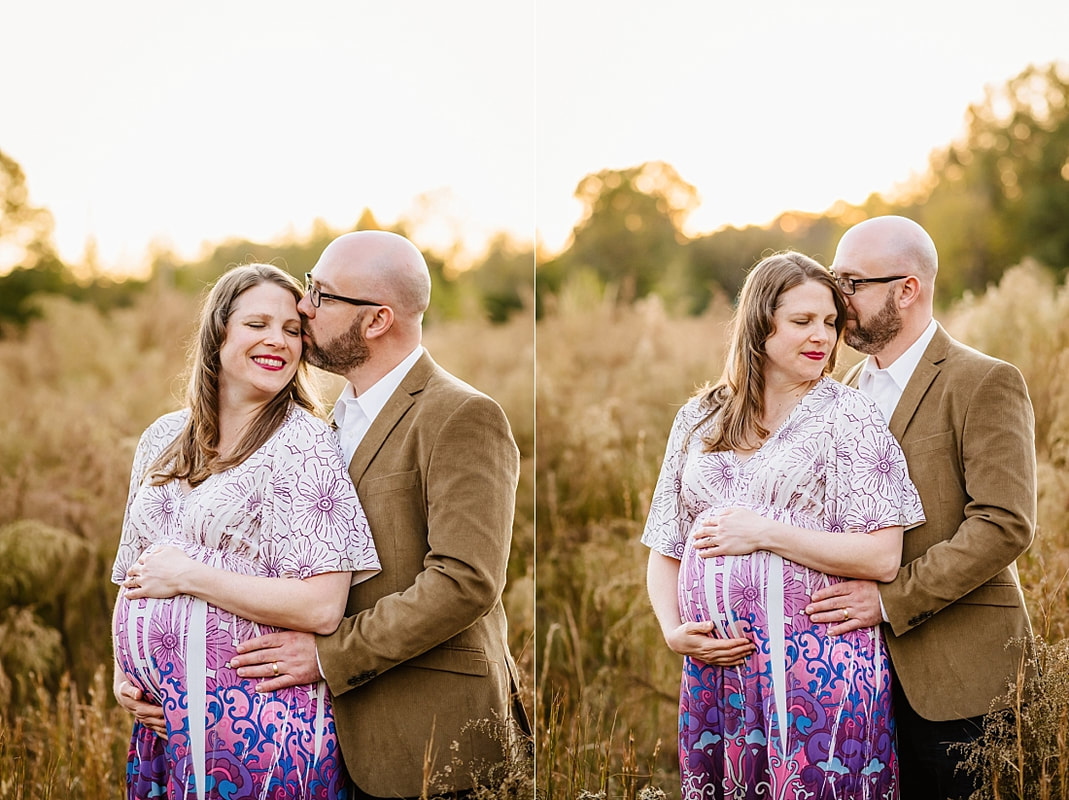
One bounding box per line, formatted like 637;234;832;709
861;318;938;391
333;345;423;431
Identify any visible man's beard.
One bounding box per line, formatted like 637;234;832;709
304;314;371;374
844;288;903;355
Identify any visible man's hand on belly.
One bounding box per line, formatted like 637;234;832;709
229;630;321;692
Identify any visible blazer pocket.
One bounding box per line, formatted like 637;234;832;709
362;470;420;496
907;430;954;456
407;645;490;677
958;582;1022;607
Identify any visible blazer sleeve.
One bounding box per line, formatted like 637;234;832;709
317;393;520;692
881;359;1037;635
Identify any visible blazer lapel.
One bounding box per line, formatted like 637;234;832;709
888;323;951;439
347;352;435;479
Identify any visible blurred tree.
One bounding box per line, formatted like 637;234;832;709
459;233;534;322
0;149;68;330
685;213;846;312
540;161;698;307
918;61;1069;303
354;207;382;231
0;149;58;275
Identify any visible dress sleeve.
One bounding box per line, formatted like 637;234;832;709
111;417;174;583
826;392;925;534
262;412;380;583
641;401;700;559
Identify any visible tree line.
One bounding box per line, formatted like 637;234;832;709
2;62;1067;331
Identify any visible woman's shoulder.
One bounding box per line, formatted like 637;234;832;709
815;377;881;416
669;392;711;429
810;378;891;438
274;405;336;445
141;409;188;443
279;404;330;430
130;409;188;467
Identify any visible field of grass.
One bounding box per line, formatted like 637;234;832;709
2;260;1068;798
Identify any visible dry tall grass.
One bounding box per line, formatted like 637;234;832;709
0;285;535;797
536;282;736;797
536;264;1069;798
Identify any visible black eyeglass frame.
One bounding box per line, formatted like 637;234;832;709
834;274;909;296
304;273;384;308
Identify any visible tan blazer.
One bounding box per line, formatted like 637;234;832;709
844;324;1037;721
316;352;525;797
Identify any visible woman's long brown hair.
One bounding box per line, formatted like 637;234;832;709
148;263;322;486
692;251;845;453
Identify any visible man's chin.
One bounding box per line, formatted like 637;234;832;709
843;332;872;354
302;347;326;370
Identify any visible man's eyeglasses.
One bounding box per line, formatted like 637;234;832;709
304;273;383;308
834;274;909;296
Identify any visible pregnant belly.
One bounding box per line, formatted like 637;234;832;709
113;589;267;704
678;538;835;640
113;590;193;703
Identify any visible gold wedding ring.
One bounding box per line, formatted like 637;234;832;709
271;661;279;677
842;607;850;621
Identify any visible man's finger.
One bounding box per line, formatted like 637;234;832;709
809;583;851;604
825;619;867;636
252;674;306;693
235;660;282;679
804;600;845;616
228;646;282;669
234;633;285;654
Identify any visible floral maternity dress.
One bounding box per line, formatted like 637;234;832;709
642;378;924;800
112;406;380;800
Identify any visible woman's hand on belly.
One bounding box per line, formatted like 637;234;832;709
663;619;755;666
114;675;167;739
693;507;770;558
122;545;193;599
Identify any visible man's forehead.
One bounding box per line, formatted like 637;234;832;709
831;245;875;273
312;251;357;285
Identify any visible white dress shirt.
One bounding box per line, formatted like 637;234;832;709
333;346;424;466
857;319;938;424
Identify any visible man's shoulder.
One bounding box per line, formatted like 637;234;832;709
419;361;500;411
938;332;1024;381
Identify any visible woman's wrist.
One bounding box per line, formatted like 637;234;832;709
181;559;208;596
767;519;798;555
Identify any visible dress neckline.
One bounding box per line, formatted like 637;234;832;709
730;377;826;464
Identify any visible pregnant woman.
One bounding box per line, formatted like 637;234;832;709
111;263;379;800
643;252;923;799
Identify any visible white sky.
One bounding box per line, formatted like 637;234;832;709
3;1;1067;275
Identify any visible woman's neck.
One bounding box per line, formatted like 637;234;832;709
217;399;271;458
761;377;817;430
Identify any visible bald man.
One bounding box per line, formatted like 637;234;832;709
230;231;528;798
804;216;1036;799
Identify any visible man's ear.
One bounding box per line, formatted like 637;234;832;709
898;276;923;309
363;306;395;340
